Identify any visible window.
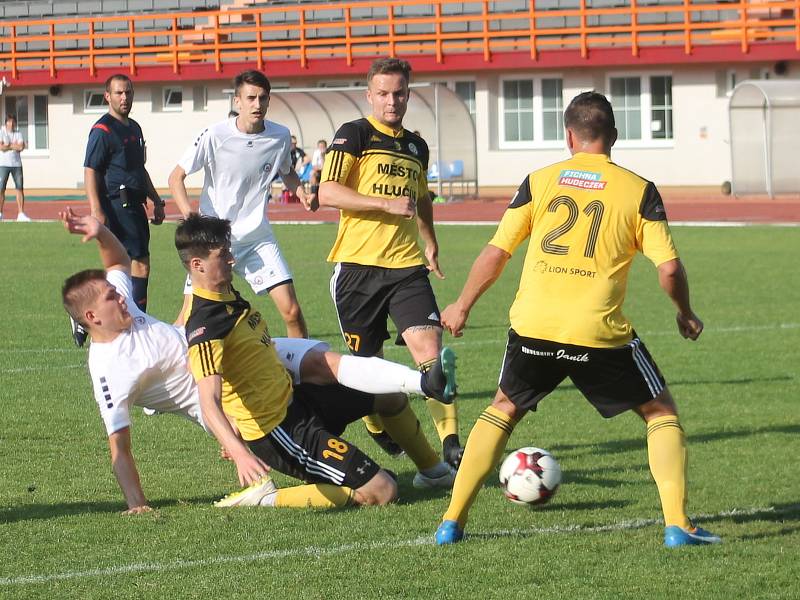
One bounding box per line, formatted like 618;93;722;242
608;74;673;144
3;94;48;151
499;77;564;148
610;77;642;140
454;80;476;121
192;86;208;112
163;87;183;111
541;78;564;141
650;76;672;140
84;90;107;113
503;80;534;142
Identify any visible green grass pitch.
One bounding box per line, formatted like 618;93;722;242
0;220;798;598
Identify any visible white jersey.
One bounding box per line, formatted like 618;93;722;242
0;128;23;167
88;270;202;436
87;272;328;437
178;117;293;245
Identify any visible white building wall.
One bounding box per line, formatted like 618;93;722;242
469;65;734;189
10;64;789;190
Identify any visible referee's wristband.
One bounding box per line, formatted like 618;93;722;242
152;199;166;208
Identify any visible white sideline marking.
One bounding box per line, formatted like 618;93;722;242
2;364;83;374
0;505;772;586
380;322;800;353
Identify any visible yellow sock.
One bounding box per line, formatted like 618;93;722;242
425;398;459;442
274;484;354;508
362;413;384;434
443;406;514;527
647;415;691;529
380;403;440;471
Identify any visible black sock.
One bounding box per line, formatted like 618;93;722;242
131;276;149;312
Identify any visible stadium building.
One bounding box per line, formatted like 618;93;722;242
0;0;798;194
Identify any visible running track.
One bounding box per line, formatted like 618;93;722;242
7;189;800;224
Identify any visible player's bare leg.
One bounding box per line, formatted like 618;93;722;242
268;281;308;338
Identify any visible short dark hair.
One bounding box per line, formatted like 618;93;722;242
564;91;615;144
5;113;16;123
233;70;271;95
105;74;133;92
174;213;231;268
367;57;412;85
62;269;106;326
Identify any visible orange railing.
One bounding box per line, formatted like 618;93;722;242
0;0;798;80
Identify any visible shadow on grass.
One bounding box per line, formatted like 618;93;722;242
452;374;793;403
550;424;800;456
0;496;220;524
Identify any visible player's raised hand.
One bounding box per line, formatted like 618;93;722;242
441;303;469;337
386;195;416;218
60;207;101;243
676;311;703;340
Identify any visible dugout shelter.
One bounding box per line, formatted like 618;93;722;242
729;80;800;198
269;83;477;199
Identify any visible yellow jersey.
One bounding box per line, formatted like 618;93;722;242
321;116;430;268
185;286;292;441
490;152;679;348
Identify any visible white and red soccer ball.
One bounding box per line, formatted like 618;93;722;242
499;447;561;506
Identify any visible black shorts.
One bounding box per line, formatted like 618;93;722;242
247;383;381;489
499;329;666;418
102;188;150;260
331;263;441;356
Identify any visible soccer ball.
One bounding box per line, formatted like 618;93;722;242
498;447;561;506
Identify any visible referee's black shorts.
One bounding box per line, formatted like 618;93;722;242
499;328;666;418
247;383;381;489
330;262;441;356
102;188;150;259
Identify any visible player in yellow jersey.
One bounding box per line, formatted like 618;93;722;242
176;214;456;509
434;92;721;548
319;57;462;469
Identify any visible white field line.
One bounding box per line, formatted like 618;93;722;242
380;322;800;353
0;505;776;587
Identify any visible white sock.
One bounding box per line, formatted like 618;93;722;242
337;355;423;395
258;492;277;507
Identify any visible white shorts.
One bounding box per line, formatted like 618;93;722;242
183;238;293;295
273;337;330;384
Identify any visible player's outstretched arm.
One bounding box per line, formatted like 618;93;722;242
197;374;271;486
108;427;152;515
442;244;511;337
83;167;106;224
60;207;130;274
657;258;703;340
168;165;193;218
319;180;415;217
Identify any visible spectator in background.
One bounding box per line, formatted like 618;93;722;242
0;114;30;222
290;135;306;173
311;139;327;173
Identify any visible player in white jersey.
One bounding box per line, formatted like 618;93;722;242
169;70;310;338
61;209;454;514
